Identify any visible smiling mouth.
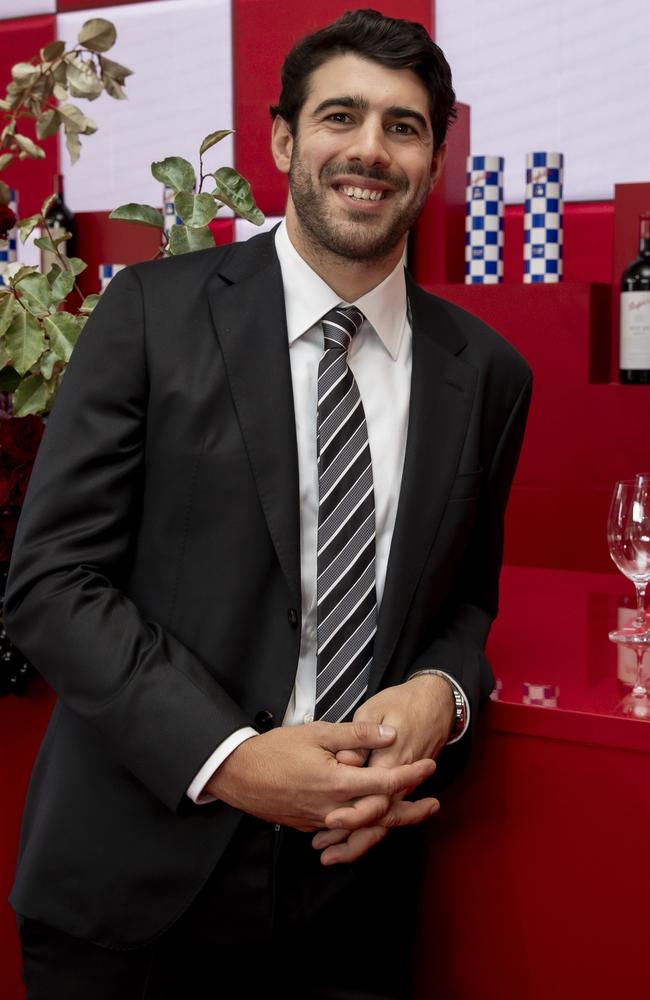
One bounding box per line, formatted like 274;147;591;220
334;184;387;202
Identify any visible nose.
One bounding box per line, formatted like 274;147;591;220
346;118;391;170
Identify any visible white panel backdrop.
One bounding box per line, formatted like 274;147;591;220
56;0;233;213
0;0;56;15
437;0;650;203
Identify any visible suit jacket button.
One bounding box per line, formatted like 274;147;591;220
287;608;299;628
254;710;274;732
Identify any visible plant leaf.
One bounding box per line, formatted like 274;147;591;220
35;108;61;140
0;152;13;171
0;180;11;205
50;269;76;304
11;63;39;85
45;264;61;287
34;234;71;254
18;214;42;243
0;367;21;393
65;130;82;164
58;103;91;134
41;193;57;218
13;372;56;416
0;292;17;337
7;264;37;284
167;224;215;256
103;78;127;100
15;273;53;316
78;18;117;53
39;349;59;380
98;55;133;85
151;157;195;194
65;58;103;101
211;167;265;225
41;40;66;62
14;134;46;160
67;257;87;276
199;129;233;157
78;294;100;316
44;311;83;360
5;309;46;374
174;192;218;228
109;203;163;229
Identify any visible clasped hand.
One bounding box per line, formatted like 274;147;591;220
207;675;453;865
312;674;454;864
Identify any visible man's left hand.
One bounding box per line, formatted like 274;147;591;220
311;674;454;864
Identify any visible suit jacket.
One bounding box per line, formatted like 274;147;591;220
5;228;531;947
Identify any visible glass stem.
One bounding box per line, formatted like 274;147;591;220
634;582;647;626
632;644;649;698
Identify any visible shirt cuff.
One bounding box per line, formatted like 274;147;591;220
186;727;258;805
408;669;470;745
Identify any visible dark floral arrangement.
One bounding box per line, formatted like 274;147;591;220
0;413;43;561
0;412;43;694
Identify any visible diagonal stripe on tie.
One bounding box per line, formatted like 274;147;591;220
315;303;377;723
318;444;371;522
317;510;375;597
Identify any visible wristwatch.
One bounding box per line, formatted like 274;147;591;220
409;668;469;743
449;683;467;739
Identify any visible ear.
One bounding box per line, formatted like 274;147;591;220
429;140;448;192
271;115;294;175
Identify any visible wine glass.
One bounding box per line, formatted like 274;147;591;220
607;478;650;636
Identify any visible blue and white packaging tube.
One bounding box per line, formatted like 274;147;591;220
99;263;126;292
524;152;564;283
163;185;180;238
465;156;504;284
0;189;19;288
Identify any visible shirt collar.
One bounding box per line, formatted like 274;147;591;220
274;219;407;361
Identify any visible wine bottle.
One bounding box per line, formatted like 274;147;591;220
40;174;76;276
620;212;650;384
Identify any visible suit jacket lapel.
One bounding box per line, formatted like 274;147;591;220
369;276;478;692
206;234;301;607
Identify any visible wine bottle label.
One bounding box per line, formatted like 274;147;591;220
620;291;650;370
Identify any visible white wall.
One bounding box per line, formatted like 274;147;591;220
437;0;650;203
57;0;234;213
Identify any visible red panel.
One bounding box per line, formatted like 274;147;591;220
410;103;469;284
425;282;650;572
502;201;614;285
504;485;612;572
416;725;650;999
0;681;55;1000
233;0;434;216
73;212;234;298
0;15;58;218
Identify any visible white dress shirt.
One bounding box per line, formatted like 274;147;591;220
187;221;468;804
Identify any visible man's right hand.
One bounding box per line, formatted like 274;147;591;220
205;721;437;832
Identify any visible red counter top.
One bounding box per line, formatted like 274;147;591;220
486;564;650;752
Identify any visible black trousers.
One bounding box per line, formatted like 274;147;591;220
19;816;422;1000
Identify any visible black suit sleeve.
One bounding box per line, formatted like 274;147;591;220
407;370;532;726
4;267;251;812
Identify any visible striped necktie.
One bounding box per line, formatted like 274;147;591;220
314;305;377;723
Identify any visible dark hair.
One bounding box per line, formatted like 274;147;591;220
269;8;457;150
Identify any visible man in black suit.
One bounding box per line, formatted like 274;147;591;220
6;9;531;999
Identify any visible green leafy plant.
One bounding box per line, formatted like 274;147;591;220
0;17;263;417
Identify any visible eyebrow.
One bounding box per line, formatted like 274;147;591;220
311;95;429;132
